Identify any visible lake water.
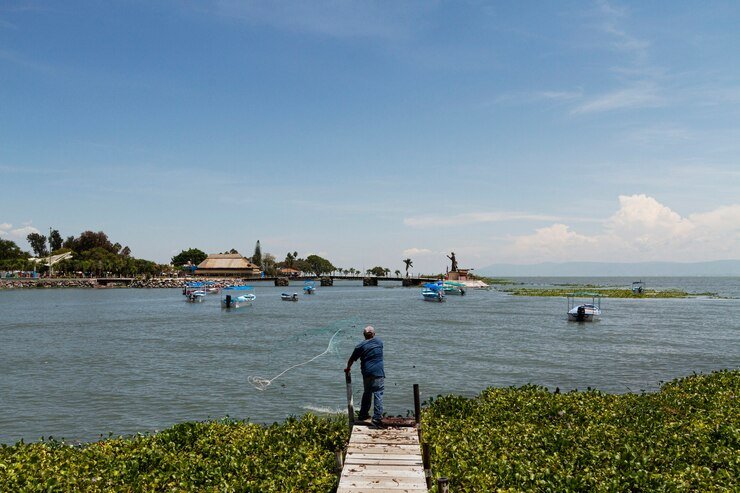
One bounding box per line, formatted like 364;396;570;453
1;277;738;444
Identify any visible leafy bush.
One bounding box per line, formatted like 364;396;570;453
423;370;738;491
0;414;348;492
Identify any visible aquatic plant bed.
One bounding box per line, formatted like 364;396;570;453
423;370;738;492
0;414;348;492
502;287;717;298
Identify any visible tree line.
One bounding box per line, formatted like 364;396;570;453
0;230;163;277
171;242;417;279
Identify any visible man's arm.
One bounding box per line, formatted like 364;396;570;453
345;346;361;373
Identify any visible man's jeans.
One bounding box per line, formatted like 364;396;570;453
359;376;384;421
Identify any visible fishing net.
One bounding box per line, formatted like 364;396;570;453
248;318;360;391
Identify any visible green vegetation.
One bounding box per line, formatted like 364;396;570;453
170;248;208;267
502;287;718;298
470;275;516;285
0;414;348;492
0;372;736;491
304;254;335;277
423;370;738;492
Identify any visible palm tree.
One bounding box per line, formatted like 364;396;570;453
394;269;401;277
403;258;413;277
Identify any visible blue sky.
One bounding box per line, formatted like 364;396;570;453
1;1;739;272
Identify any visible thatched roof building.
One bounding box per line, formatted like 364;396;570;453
195;253;261;277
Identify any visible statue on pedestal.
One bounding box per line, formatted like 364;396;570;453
447;252;458;272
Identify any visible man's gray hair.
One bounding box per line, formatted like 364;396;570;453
363;325;375;337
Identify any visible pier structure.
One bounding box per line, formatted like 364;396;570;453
338;374;431;492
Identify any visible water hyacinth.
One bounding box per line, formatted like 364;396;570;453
422;370;738;492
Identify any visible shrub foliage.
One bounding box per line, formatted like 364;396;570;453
422;370;738;491
0;414;348;492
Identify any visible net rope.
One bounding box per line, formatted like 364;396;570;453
248;321;354;391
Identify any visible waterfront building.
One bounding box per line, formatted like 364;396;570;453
195;253;261;277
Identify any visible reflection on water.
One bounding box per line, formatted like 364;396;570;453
1;277;738;443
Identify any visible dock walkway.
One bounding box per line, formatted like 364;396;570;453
337;424;427;493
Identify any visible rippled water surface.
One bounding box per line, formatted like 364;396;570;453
1;277;738;443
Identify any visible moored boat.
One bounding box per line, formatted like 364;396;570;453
281;292;299;301
221;286;256;309
422;282;446;302
443;280;466;296
183;282;207;302
567;292;602;321
303;280;316;294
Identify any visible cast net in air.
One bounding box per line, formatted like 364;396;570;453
248;319;359;391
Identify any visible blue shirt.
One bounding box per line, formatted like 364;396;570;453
350;337;385;378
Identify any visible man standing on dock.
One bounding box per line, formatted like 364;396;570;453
345;325;385;427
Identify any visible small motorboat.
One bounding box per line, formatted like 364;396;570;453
183;282;206;302
281;292;299;301
422;282;446;302
631;280;644;294
221;286;256;309
303;280;316;295
567;293;602;322
443;281;466;296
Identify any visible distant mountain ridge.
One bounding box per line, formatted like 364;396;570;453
478;260;740;277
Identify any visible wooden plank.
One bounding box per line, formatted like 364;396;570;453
342;471;425;480
348;443;421;452
337;489;427;493
346;453;424;462
338;478;427;489
349;436;419;445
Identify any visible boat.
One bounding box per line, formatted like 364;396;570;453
204;281;220;294
443;280;466;296
567;292;602;322
422;282;446;302
631;280;644;295
183;282;207;302
281;292;299;301
303;280;316;295
221;286;256;308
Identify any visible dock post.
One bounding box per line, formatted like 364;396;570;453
422;442;432;490
345;370;354;430
437;477;450;493
334;449;344;472
413;383;421;425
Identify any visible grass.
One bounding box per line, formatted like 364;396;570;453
502;287;719;298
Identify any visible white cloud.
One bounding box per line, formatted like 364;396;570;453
571;83;664;114
0;223;40;241
403;247;434;257
501;195;740;263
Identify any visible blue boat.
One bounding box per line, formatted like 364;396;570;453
422;282;445;302
303;280;316;295
183;282;206;302
221;286;256;308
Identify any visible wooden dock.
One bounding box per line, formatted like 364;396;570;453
337;424;427;493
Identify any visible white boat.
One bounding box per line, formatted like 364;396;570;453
281;292;299;301
443;281;466;296
567;293;602;322
184;282;207;302
221;286;256;308
422;282;446;302
631;280;644;294
303;280;316;294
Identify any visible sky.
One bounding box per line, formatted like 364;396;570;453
1;1;739;273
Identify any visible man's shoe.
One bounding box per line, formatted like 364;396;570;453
356;416;371;423
370;419;385;429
